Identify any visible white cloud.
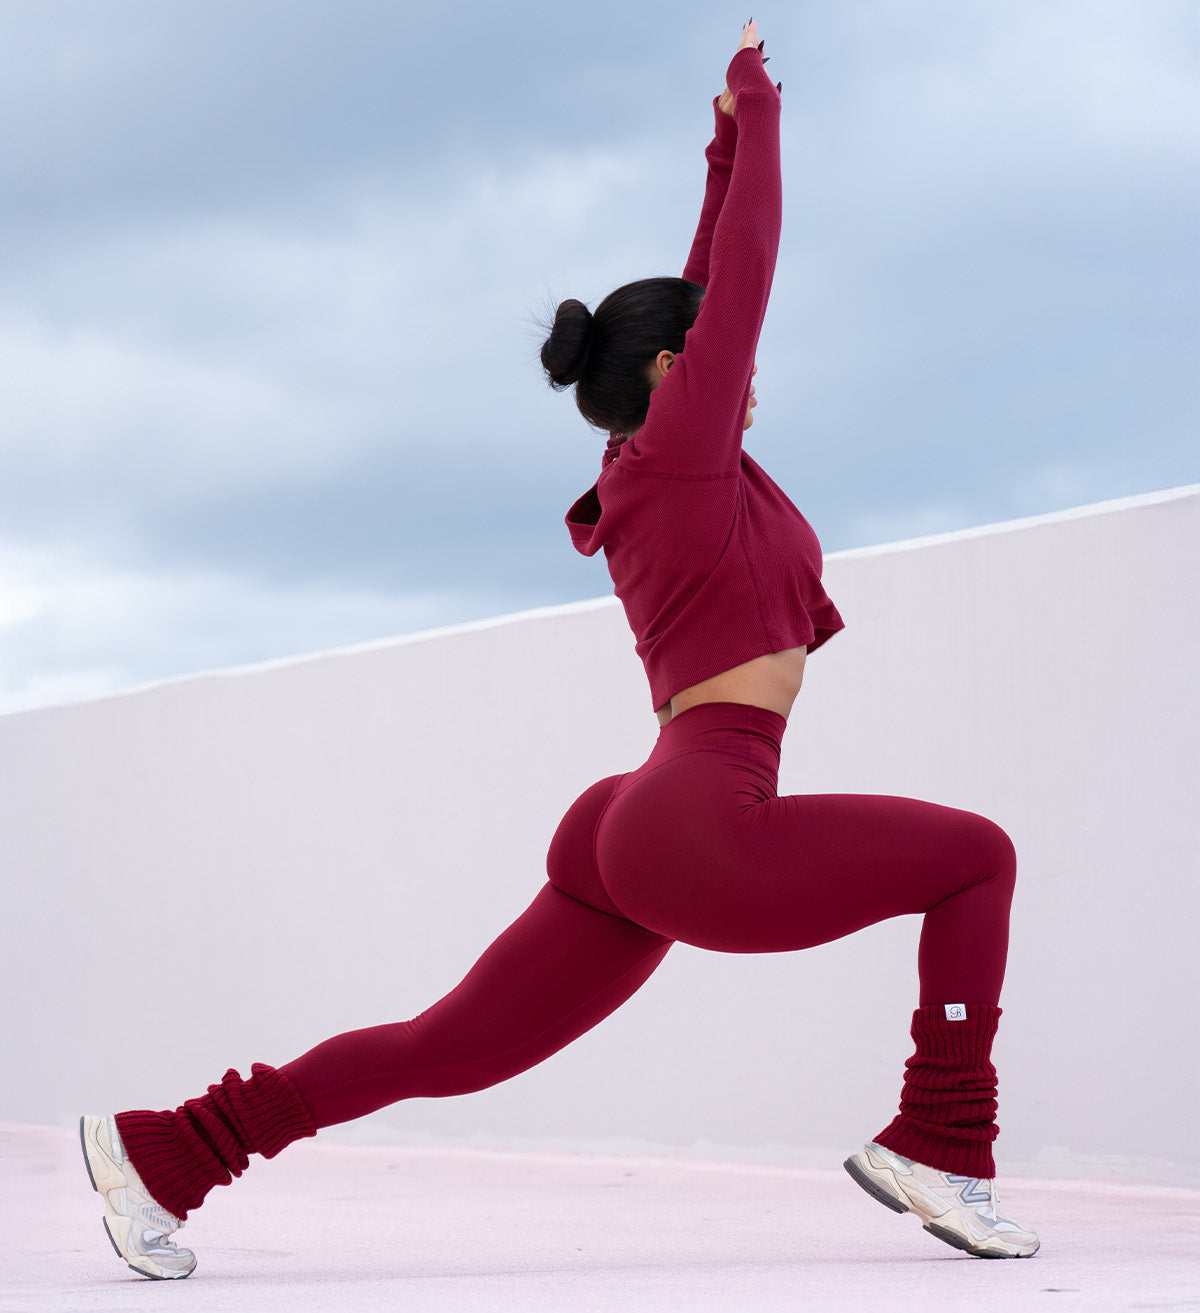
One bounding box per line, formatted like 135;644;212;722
2;0;1195;714
0;541;509;717
3;141;669;502
0;139;674;713
0;561;45;630
837;0;1200;156
2;315;350;494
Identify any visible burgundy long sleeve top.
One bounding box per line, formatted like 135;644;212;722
566;48;844;711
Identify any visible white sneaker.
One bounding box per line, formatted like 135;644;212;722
80;1114;197;1280
843;1141;1040;1259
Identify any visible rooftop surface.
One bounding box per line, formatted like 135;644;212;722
7;1122;1198;1313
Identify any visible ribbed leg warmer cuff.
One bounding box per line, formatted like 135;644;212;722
115;1062;317;1221
874;1003;1001;1179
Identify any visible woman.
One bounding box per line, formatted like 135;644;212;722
81;24;1038;1280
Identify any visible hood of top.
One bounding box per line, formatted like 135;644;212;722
566;481;604;556
565;432;629;556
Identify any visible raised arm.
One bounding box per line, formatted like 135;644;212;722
682;20;768;287
623;29;782;477
680;91;737;287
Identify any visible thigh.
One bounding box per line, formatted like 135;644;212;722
598;753;1012;953
282;883;672;1126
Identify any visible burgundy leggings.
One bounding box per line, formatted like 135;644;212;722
280;702;1015;1128
119;702;1017;1217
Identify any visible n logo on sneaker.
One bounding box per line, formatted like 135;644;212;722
948;1175;991;1206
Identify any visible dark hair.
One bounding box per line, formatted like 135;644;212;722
540;277;704;433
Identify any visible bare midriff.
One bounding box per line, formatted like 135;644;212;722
655;646;808;726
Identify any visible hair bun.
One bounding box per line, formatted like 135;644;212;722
540;298;594;389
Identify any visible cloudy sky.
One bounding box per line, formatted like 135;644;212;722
2;0;1197;714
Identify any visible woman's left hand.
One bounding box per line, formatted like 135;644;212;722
737;18;761;52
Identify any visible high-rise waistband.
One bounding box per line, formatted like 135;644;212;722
650;701;786;769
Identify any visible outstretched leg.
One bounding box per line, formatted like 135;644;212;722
282;883;671;1124
113;775;671;1222
115;885;670;1220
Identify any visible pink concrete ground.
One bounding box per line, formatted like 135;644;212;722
5;1123;1199;1313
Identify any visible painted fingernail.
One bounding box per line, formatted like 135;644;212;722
776;81;783;93
758;40;765;51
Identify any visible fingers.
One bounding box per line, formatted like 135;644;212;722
734;19;777;97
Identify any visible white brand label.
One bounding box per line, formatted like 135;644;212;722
945;1004;967;1021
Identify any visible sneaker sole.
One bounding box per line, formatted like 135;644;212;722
79;1116;194;1281
843;1153;910;1215
842;1152;1037;1260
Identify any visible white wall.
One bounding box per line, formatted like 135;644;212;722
3;486;1197;1185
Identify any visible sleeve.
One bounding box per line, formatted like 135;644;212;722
681;99;738;288
623;48;782;478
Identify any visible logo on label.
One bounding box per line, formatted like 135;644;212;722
945;1004;966;1021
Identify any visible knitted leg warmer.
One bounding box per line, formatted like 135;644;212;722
114;1062;317;1221
874;1003;1001;1179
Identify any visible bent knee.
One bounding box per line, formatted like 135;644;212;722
968;813;1017;895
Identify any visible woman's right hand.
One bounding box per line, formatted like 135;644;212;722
718;20;763;116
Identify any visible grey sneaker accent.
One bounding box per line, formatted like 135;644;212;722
843;1141;1040;1259
80;1114;198;1280
947;1174;994;1207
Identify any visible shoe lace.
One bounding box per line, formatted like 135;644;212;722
976;1179;1000;1221
948;1173;999;1219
